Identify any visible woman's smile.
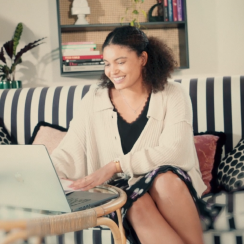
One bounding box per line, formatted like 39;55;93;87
112;76;126;84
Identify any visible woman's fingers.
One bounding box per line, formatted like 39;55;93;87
68;162;115;191
70;177;93;189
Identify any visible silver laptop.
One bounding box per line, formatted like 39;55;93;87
0;145;118;213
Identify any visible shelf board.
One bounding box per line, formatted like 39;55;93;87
60;22;186;32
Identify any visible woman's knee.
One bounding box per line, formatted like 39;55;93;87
149;171;187;201
126;193;155;221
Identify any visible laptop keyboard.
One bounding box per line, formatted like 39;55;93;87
68;197;91;207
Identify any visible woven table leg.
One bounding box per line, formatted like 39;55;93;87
97;217;122;244
1;230;28;244
116;209;126;244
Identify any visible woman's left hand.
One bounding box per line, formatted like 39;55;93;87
69;161;117;191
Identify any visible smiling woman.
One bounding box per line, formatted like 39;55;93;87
51;26;210;244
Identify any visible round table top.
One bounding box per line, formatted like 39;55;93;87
0;184;127;241
0;184;127;221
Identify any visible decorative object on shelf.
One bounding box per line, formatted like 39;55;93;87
0;22;46;89
71;0;90;25
120;0;147;28
157;0;164;17
148;3;164;22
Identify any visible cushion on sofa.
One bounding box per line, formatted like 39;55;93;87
217;138;244;192
0;118;15;145
29;121;67;154
194;131;226;195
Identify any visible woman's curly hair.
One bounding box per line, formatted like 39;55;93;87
99;26;177;92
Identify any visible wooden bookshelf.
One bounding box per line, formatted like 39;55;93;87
56;0;189;76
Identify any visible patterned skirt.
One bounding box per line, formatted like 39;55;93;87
108;165;215;244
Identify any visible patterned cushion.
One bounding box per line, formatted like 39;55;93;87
0;127;12;145
217;138;244;192
0;118;12;145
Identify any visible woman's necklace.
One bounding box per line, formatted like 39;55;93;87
119;90;147;114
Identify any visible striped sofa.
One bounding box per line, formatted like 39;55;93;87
0;75;244;244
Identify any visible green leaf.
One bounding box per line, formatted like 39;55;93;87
2;65;10;76
14;37;46;65
141;9;147;18
3;40;14;59
130;20;135;26
132;10;139;15
12;23;23;56
0;47;6;64
141;0;144;2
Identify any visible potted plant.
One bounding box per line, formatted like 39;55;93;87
121;0;147;28
0;22;46;89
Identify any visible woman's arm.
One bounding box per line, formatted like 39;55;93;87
51;87;96;180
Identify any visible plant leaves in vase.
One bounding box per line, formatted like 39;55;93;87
13;23;23;56
0;47;6;64
13;37;46;66
3;40;14;59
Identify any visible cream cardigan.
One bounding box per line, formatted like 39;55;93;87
51;82;207;197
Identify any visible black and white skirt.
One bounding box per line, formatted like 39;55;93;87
108;165;217;244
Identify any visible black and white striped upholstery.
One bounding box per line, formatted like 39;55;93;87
0;85;90;144
1;76;244;244
175;76;244;155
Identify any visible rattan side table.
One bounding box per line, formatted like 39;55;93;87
0;185;127;244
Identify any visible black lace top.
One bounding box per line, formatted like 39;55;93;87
113;94;151;155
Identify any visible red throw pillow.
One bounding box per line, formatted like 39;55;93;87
194;135;219;195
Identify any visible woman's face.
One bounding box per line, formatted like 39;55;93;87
103;44;147;90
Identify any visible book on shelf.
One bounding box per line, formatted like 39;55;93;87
172;0;178;21
177;0;183;21
63;65;104;72
62;54;103;61
62;41;94;45
62;44;96;49
63;61;105;66
167;0;173;22
163;0;169;21
63;58;103;63
62;49;100;56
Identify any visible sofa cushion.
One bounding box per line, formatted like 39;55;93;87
0;118;14;145
194;131;226;194
217;138;244;192
194;135;219;195
29;121;67;154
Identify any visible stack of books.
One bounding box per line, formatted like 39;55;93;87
163;0;184;22
62;41;104;72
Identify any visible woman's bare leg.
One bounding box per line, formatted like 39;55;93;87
149;171;204;244
126;193;184;244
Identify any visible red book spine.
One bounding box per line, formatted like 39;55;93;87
63;55;103;60
172;0;178;21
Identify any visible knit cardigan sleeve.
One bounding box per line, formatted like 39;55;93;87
50;88;95;180
118;83;197;177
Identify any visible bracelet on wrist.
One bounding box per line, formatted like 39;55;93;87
114;160;122;173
